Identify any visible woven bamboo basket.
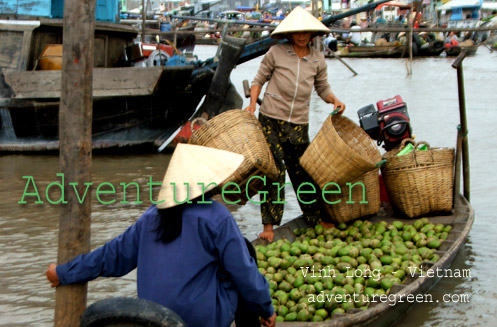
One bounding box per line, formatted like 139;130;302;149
382;164;454;218
189;109;278;204
383;139;455;171
322;169;381;223
381;139;455;218
300;114;382;188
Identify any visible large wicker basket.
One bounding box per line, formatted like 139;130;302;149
189;109;278;204
300;114;382;188
383;139;455;171
381;140;455;218
322;168;381;223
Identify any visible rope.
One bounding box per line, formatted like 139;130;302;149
164;39;182;55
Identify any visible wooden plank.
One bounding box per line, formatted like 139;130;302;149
38;17;139;34
0;21;39;70
3;66;194;99
0;30;24;69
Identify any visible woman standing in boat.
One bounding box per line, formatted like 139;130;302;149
244;6;346;243
45;144;276;327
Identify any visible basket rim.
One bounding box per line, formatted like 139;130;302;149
329;114;382;164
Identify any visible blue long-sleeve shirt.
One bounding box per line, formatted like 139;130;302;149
56;202;274;327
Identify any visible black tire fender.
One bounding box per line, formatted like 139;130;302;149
80;297;186;327
411;42;419;57
413;33;422;48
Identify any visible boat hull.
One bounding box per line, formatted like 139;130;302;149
445;44;479;56
0;66;215;153
252;195;474;326
327;45;404;58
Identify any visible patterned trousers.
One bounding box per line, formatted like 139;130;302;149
258;113;322;227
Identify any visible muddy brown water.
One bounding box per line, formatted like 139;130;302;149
1;45;496;326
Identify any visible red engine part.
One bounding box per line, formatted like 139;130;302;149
376;95;405;113
140;43;174;57
376;95;411;150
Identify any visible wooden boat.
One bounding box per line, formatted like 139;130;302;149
252;194;473;326
445;44;480;56
417;40;446;57
327;45;404;58
0;18;245;153
251;52;474;325
195;37;221;45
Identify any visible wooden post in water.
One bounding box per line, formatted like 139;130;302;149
54;0;95;325
141;0;146;42
407;6;413;75
452;52;470;202
410;1;422;75
312;0;321;51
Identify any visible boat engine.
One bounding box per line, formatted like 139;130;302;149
357;95;412;151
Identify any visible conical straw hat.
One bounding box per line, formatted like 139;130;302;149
271;6;330;39
156;143;244;209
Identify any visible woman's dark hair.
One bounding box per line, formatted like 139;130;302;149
156;204;186;243
155;191;215;243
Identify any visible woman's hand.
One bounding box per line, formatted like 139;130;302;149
244;103;257;115
333;99;346;114
261;312;276;327
326;93;346;114
244;84;262;115
46;263;60;287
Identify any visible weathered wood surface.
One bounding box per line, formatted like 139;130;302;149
55;0;95;325
1;18;137;71
252;195;474;326
3;66;194;99
0;20;39;70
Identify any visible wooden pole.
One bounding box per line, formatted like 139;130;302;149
406;6;413;75
54;0;95;325
453;129;462;205
332;52;358;76
141;0;146;42
452;52;470;202
312;0;320;51
410;1;422;75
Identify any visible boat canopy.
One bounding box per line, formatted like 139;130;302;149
376;1;412;10
236;6;256;12
437;0;482;21
438;0;482;10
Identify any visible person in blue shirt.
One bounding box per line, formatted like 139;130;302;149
46;144;276;327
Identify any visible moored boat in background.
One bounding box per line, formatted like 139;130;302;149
0;18;213;153
445;44;480;56
328;44;404;58
0;14;249;153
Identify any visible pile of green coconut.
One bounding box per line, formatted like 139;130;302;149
256;218;451;322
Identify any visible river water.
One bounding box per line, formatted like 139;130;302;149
0;45;496;326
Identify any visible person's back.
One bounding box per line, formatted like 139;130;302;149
349;24;362;45
135;202;271;327
46;144;276;327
